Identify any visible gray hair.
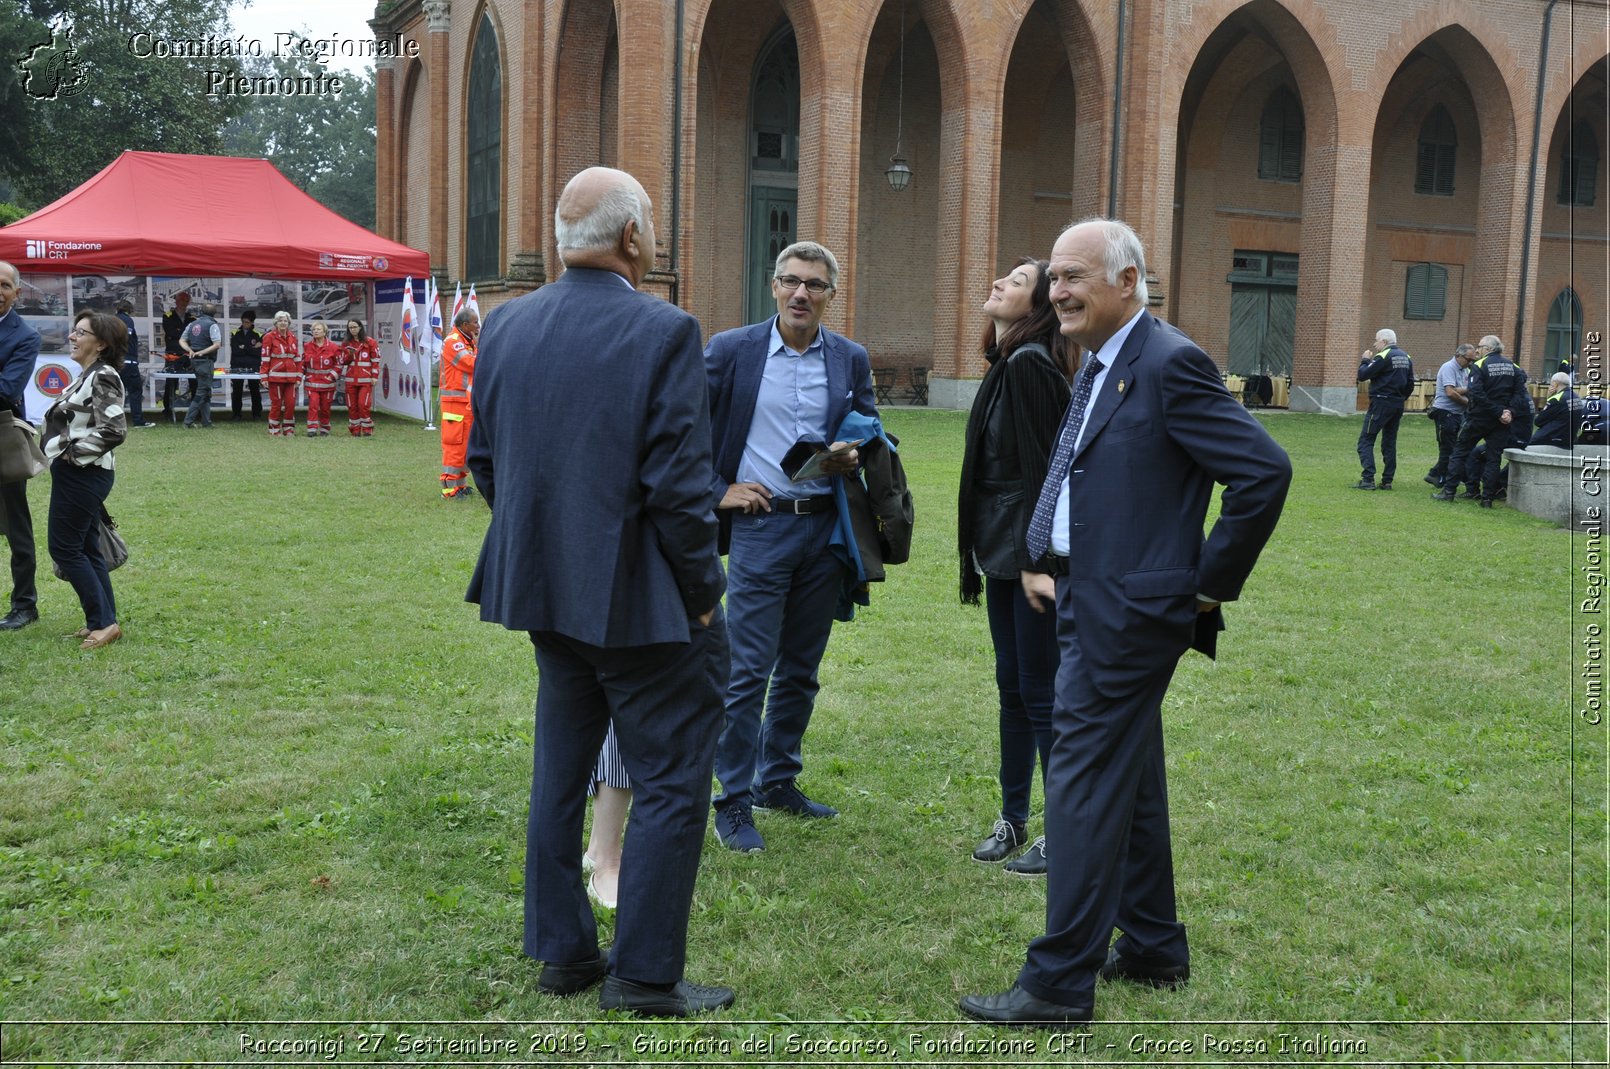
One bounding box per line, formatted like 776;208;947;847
1068;217;1150;306
1479;334;1504;353
555;182;649;253
1376;328;1397;346
1454;343;1476;358
0;261;18;286
273;311;292;326
774;241;839;290
454;307;479;328
1552;372;1572;389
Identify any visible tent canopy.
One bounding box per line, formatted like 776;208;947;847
0;151;427;281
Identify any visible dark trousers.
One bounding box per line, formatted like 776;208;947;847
0;477;36;612
119;362;146;426
231;377;262;419
1356;400;1405;484
525;616;727;984
47;459;116;629
1018;578;1187;1008
714;509;844;807
1429;409;1463;485
985;574;1057;826
184;358;216;426
1448;420;1510;500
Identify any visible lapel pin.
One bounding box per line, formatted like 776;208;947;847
1117;379;1127;394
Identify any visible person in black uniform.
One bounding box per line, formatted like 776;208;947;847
1435;335;1528;508
1530;373;1576;449
230;311;264;420
1354;328;1414;489
114;300;149;428
159;291;195;424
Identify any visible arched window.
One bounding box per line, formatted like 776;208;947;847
1559;121;1598;207
1546;288;1583;368
465;14;502;281
1415;105;1457;197
751;30;799;175
1258;86;1304;183
1404;263;1448;320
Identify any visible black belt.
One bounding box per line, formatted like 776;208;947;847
1044;555;1069;577
776;495;835;515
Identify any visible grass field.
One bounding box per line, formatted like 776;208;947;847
0;406;1599;1066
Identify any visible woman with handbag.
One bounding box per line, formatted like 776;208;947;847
957;258;1076;874
44;312;128;650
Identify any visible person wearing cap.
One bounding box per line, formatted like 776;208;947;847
114;299;149;428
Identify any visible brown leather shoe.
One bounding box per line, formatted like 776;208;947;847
80;623;122;650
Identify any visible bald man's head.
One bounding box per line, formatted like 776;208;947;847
554;167;655;283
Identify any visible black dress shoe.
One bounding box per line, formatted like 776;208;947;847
1004;836;1047;876
536;954;607;995
0;607;38;631
959;984;1091;1026
599;975;735;1017
972;817;1028;863
1099;947;1190;988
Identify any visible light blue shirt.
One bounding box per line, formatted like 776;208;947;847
1432;357;1469;414
737;321;831;499
1050;306;1144;555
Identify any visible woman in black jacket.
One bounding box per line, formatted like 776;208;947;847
958;258;1075;873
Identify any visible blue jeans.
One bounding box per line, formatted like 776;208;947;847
714;509;845;807
185;359;215;426
48;459;116;630
984;574;1057;826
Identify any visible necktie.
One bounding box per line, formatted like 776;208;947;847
1025;356;1104;562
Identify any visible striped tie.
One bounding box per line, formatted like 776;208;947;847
1025;356;1104;562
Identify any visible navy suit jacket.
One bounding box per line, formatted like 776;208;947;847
704;316;876;552
0;309;41;421
465;268;725;647
1059;312;1291;696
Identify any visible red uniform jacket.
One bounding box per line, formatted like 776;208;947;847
302;338;342;391
260;329;302;382
343;337;381;385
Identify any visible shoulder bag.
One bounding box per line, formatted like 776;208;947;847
0;411;47;484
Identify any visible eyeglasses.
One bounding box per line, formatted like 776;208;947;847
69;328;91;339
775;275;832;295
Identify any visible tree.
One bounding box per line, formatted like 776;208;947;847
220;54;376;228
2;0;247;208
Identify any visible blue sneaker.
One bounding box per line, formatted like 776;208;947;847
713;802;765;853
755;781;839;819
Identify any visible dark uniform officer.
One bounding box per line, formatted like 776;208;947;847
1436;336;1527;507
1355;332;1414;489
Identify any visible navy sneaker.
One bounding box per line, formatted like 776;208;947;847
713;802;765;853
755;781;839;819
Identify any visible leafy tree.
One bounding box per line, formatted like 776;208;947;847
220;54;377;228
2;0;247;208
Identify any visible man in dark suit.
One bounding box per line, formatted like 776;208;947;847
465;167;734;1018
703;241;876;853
0;261;41;631
962;219;1291;1024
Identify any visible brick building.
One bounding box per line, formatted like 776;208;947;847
369;0;1607;411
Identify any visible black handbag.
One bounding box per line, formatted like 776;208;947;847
51;506;127;577
0;411;47;484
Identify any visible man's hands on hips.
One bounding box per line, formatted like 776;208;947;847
721;482;772;513
1020;570;1055;613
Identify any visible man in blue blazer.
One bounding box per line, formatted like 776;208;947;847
962;219;1291;1024
704;241;876;852
0;262;41;631
465;168;734;1018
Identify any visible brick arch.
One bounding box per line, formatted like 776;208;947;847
397;58;430;250
458;1;509;281
545;0;618;276
1534;56;1607;375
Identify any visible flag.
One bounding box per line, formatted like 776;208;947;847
426;277;444;359
467;284;480;322
399;276;416;366
450;282;464;329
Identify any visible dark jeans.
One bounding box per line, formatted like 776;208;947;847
119;362;146;425
1429;408;1463;485
161;361;188;422
1357;400;1405;484
1448;420;1510;500
984;574;1057;826
231;376;263;419
48;458;116;629
185;358;215;426
0;477;36;612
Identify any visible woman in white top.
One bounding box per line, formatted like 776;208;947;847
44;312;128;650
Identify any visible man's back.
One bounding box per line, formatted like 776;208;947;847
466;267;724;648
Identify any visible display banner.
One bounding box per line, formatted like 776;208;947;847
372;278;433;422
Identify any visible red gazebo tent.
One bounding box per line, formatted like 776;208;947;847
0;150;426;280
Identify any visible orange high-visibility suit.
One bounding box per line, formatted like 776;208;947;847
440;327;477;496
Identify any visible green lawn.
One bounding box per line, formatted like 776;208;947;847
0;408;1598;1065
